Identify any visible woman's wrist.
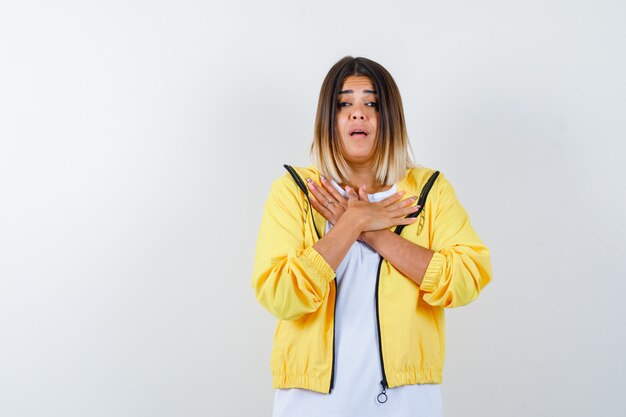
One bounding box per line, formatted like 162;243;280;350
359;229;384;245
338;207;365;235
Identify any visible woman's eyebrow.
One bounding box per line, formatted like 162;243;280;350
338;89;378;95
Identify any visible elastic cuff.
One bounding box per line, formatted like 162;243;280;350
302;246;335;284
420;252;446;292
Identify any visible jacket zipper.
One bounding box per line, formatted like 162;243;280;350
375;173;439;402
375;257;388;403
329;277;337;393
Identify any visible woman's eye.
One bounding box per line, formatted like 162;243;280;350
337;101;377;109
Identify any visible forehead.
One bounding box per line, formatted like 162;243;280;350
339;75;375;92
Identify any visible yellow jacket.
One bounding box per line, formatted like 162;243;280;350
251;165;492;394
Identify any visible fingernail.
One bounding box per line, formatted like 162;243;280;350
320;175;326;182
410;196;417;200
306;177;312;183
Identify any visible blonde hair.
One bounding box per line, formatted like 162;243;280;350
311;56;415;185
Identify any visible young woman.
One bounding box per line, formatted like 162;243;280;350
252;56;492;417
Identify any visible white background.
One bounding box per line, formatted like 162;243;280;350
1;1;625;416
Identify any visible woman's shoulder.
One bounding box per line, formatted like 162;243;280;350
271;164;320;186
402;164;440;187
402;165;458;199
267;164;321;198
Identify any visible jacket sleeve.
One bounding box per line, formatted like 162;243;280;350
251;175;336;321
419;173;492;308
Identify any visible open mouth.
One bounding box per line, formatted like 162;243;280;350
349;129;368;137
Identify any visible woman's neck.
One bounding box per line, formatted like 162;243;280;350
339;165;392;194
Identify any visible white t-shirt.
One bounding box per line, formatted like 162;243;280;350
272;181;442;417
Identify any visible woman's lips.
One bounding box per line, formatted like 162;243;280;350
350;132;368;139
349;128;369;138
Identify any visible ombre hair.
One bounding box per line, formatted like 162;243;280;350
311;56;415;185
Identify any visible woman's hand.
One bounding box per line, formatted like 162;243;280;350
346;185;420;232
306;176;348;226
306;175;420;232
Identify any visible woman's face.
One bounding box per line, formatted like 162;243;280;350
336;75;379;167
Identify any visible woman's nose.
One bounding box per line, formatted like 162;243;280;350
350;108;366;120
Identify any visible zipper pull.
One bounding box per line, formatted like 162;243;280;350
376;380;388;404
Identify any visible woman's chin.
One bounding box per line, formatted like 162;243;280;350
344;154;375;166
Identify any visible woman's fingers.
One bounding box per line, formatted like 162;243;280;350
387;195;420;211
320;175;347;207
379;191;406;207
358;195;422;231
396;216;419;226
345;185;359;199
358;185;368;201
307;178;337;211
306;177;353;225
309;193;335;223
392;205;421;217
